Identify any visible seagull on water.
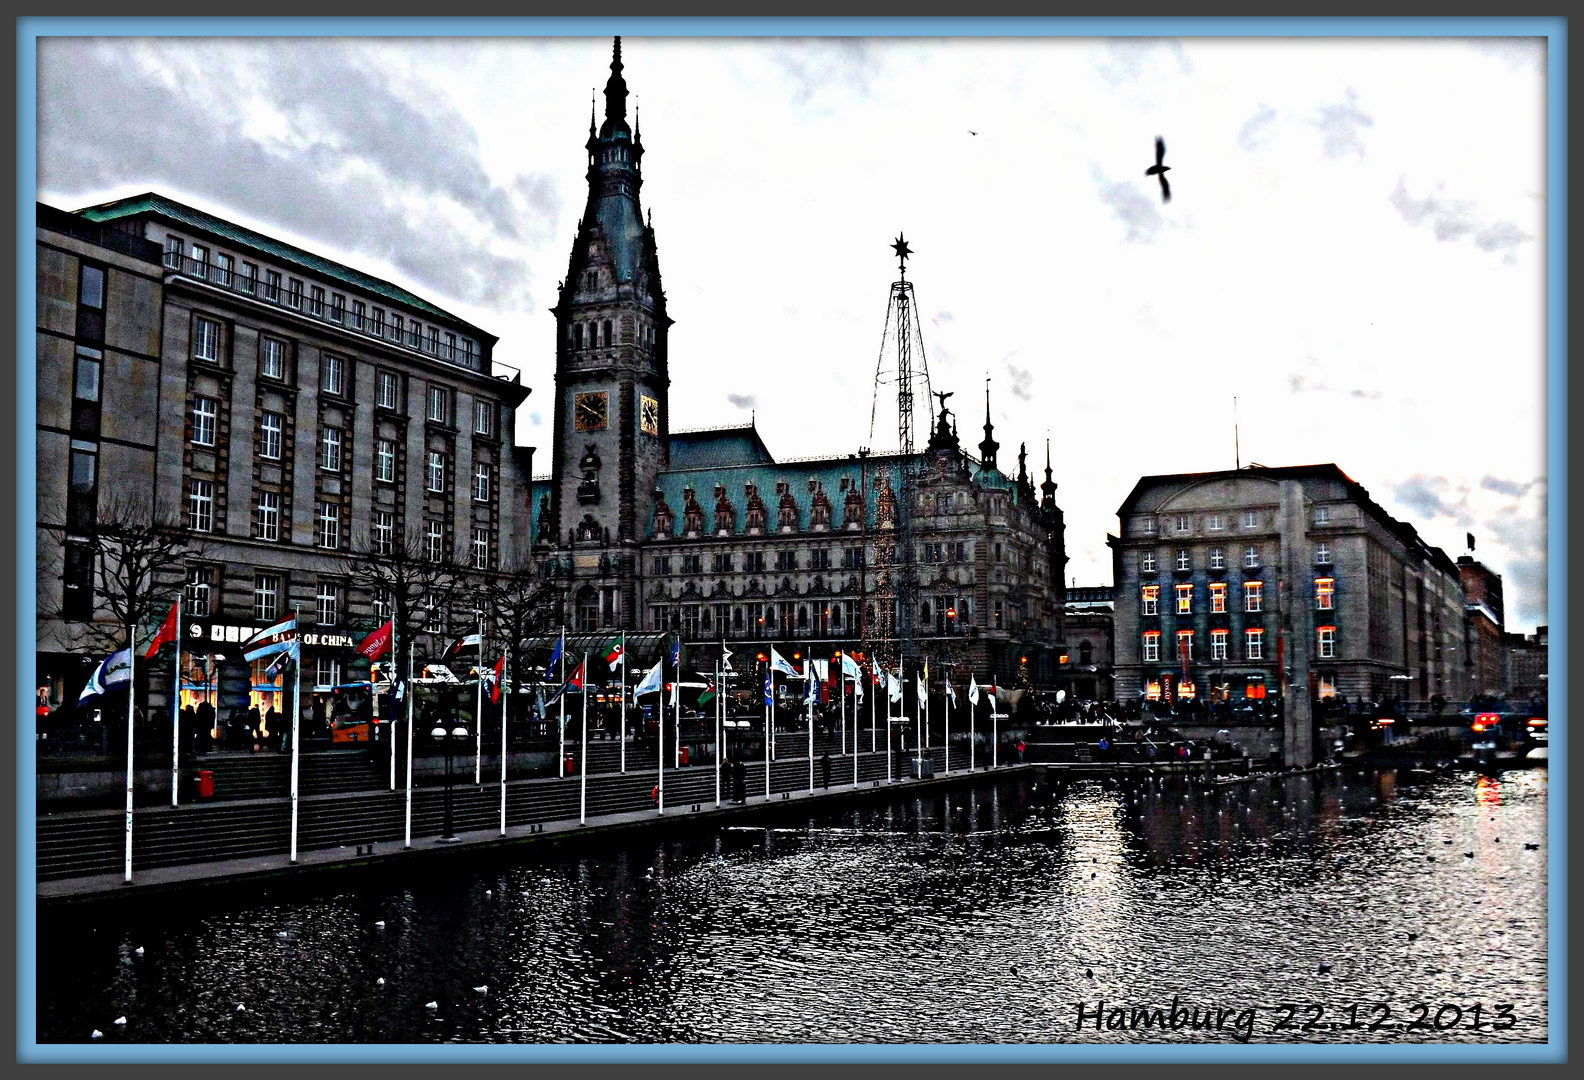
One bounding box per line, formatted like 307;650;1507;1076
473;985;488;994
133;947;144;956
1144;136;1172;203
113;1016;127;1025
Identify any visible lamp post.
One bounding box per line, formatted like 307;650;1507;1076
430;719;470;843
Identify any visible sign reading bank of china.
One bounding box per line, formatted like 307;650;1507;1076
185;621;356;652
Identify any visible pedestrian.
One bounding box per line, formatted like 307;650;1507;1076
821;750;831;789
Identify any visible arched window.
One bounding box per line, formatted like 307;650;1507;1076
920;601;932;625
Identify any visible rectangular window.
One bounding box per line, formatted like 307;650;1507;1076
330;294;345;323
256;491;280;541
316;501;341;549
1174;515;1190;533
73;351;101;402
445;332;457;360
682;554;703;574
371;510;394;555
423;520;443;561
1207;514;1225;532
1209;547;1225;570
377;371;400;409
1139;517;1156;535
1209;582;1227;613
375;439;396;483
260;412;283;460
1315;577;1335;610
1140;585;1159;616
253;573;281;622
239;261;256;294
745;552;764;573
1142;631;1160;662
994;601;1004;630
79;263;105;310
473;462;491;502
351;300;365;330
1175;549;1191;571
474;400;495;437
1140;551;1156;573
1243;545;1260;568
371;307;385;335
1241;510;1259;529
1245;628;1264;660
1315;542;1332;565
372;588;393;623
1244;581;1263;613
1317;625;1336;659
1315;505;1331;525
1175;583;1193;614
1210;629;1229;660
1176;630;1193;660
464;340;477;368
191;396;218;446
390;314;404;342
427;451;445;492
183;566;216;617
320;354;344;396
264;270;281;302
429;326;440;354
193;316;221;363
190;244;210;274
261;336;285;380
315;657;340;691
320;427;343;471
309;286;325;317
214;253;233;287
316;581;340;626
472;527;490;570
164;235;184;269
187;479;214;533
427;386;450;423
288;278;303;309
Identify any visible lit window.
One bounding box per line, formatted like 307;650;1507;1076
261;337;285;380
1210;629;1228;660
1175;549;1191;571
256;491;280;541
317;580;341;626
1175;583;1193;614
427;450;446;492
1207;514;1224;532
1315;577;1335;610
1140;585;1159;615
1243;545;1260;568
423;520;444;562
320;427;342;471
371;511;394;555
1209;582;1227;613
1245;628;1264;659
191;396;217;446
316;501;341;549
1142;631;1160;662
375;440;396;483
377;371;400;410
187;479;214;533
1244;581;1263;612
1176;629;1193;660
1241;510;1258;529
473;462;491;503
472;527;490;570
253;573;281;622
1317;625;1336;658
1315;542;1332;565
1209;547;1225;570
321;354;344;396
1141;551;1157;573
193;317;221;363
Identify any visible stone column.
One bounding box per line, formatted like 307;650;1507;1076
1279;480;1313;767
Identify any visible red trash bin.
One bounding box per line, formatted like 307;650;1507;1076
195;769;215;799
679;746;689;766
563;752;576;774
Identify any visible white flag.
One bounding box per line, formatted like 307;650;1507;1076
946;681;957;706
78;646;133;704
721;645;735;674
888;670;903;703
968;675;980;707
769;647;799;678
634;659;664;698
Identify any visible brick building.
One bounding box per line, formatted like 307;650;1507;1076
1457;555;1507;697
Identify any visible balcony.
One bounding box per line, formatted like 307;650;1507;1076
162;252;518;384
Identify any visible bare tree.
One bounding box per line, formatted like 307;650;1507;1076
348;526;472;669
480;555;565;669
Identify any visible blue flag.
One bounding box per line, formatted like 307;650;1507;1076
668;637;681;669
763;668;773;707
548;632;564;672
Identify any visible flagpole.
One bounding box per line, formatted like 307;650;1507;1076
871;665;877;752
289;605;301;864
850;668;858;788
944;672;951;775
657;647;666;815
764;664;771;803
619;632;627;774
558;624;566;779
500;646;509;836
474;614;483;785
714;657;721;808
970;677;976;772
806;661;814;794
885;668;892;784
388;626;397;791
124;626;135;883
915;669;923;778
838;656;846;756
580;652;588;825
404;640;414;849
171;601;181;806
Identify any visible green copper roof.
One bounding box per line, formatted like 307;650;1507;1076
667;426;775;469
75;192;484;334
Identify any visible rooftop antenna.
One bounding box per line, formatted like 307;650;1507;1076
1234;396;1241;470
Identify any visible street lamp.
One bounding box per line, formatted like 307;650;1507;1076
429;719;470;843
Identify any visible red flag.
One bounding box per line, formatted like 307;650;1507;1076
490;654;506;704
143;600;179;660
355;618;394;662
567;660;585;691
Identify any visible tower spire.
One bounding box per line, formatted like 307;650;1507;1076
602;35;629;131
1041;437;1057;507
978;376;999;470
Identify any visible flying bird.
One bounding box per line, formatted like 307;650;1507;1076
968;130;978;136
1145;136;1172;203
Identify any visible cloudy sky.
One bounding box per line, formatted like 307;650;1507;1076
36;33;1549;630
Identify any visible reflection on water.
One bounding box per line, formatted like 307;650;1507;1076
37;766;1548;1044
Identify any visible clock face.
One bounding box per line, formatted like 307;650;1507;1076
574;392;608;431
640;395;660;436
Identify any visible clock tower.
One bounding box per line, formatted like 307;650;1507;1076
545;37;671;630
